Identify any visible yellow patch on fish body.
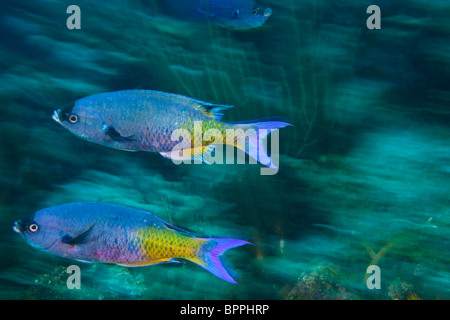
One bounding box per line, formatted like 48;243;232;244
177;118;231;158
125;225;207;267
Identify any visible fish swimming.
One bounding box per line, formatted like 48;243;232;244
160;0;272;31
13;202;251;283
52;90;291;168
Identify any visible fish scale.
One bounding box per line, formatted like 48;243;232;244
134;226;206;263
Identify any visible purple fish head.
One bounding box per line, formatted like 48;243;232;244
13;209;63;252
13;204;95;257
53;95;138;151
52;100;106;145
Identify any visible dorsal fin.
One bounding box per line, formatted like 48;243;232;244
163;222;195;237
197;102;234;120
141;209;195;237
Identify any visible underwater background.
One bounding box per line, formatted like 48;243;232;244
0;0;449;300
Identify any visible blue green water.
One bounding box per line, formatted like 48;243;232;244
1;0;449;300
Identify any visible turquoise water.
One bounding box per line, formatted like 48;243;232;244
1;0;449;300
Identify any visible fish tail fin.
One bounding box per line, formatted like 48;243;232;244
232;119;292;168
189;238;251;284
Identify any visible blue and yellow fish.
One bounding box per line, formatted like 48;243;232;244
161;0;272;30
13;202;251;283
52;90;291;168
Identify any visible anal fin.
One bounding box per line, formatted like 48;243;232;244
160;145;216;165
117;258;179;267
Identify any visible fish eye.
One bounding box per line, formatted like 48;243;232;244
68;113;79;124
28;223;39;233
252;8;259;15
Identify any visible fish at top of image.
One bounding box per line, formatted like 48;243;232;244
52;90;291;168
160;0;272;31
13;202;251;283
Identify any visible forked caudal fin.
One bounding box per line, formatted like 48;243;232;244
233;120;292;169
189;238;251;284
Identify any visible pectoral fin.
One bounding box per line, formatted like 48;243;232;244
102;124;136;142
61;223;96;245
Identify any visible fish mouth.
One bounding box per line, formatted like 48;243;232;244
13;220;23;235
264;8;272;18
52;109;63;124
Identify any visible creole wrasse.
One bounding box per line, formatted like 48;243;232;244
52;90;291;168
13;202;251;283
160;0;272;31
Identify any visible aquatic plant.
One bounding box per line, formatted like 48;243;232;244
388;279;422;300
281;264;357;300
